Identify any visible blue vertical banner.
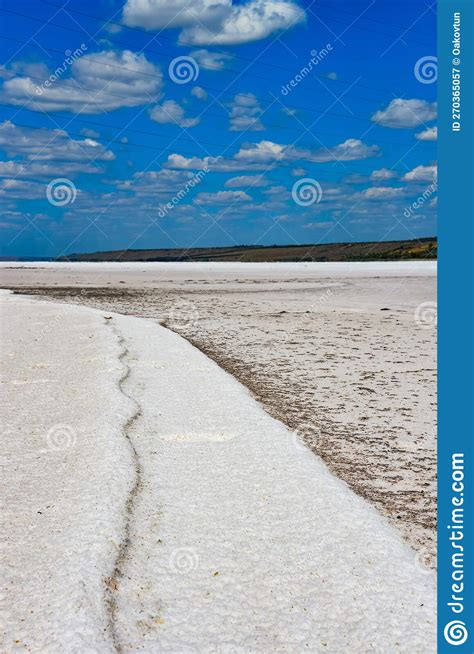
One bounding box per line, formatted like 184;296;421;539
438;0;474;652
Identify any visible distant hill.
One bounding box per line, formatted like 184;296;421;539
58;238;437;263
0;256;53;262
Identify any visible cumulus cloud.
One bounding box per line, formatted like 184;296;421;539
190;49;232;70
264;185;287;195
195;190;252;204
0;160;102;178
371;99;437;128
0;50;162;114
234;138;379;163
402;164;437;182
123;0;226;29
229;93;264;131
191;86;208;101
165;153;267;172
149;100;199;128
370;168;397;181
363;186;405;199
415;126;437;141
116;168;203;196
0;178;54;200
80;128;100;138
122;0;305;45
165;138;379;172
318;139;380;162
224;175;269;187
291;167;307;176
303;221;335;230
0;121;115;163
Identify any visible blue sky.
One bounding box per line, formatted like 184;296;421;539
0;0;437;258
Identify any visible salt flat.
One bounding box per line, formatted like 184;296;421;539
1;261;437;553
1;290;435;652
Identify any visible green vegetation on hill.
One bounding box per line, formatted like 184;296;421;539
60;238;437;263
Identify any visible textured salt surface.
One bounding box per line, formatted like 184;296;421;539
1;291;131;653
1;291;435;652
1;261;437;553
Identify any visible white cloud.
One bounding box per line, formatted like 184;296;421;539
317;139;379;162
0;121;115;163
225;175;269;187
291;166;306;176
229;93;264;131
0;178;64;200
370;167;397;181
122;0;305;45
116;168;202;196
191;86;208;101
195;190;252;204
402;164;437;182
123;0;225;29
371;99;437;128
165;138;379;172
190;49;232;71
0;160;102;178
235;138;379;163
234;140;285;162
264;185;287;195
165;153;267;172
0;50;162;114
182;0;305;45
80;128;100;138
302;221;335;229
149;100;199;128
363;186;405;199
415;126;437;141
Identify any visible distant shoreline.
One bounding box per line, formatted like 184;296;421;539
4;236;436;263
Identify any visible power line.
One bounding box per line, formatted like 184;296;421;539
0;7;406;101
37;0;434;61
0;32;431;130
0;115;420;178
0;30;400;112
2;3;418;98
313;0;434;36
307;1;434;41
0;102;428;150
0;27;394;112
